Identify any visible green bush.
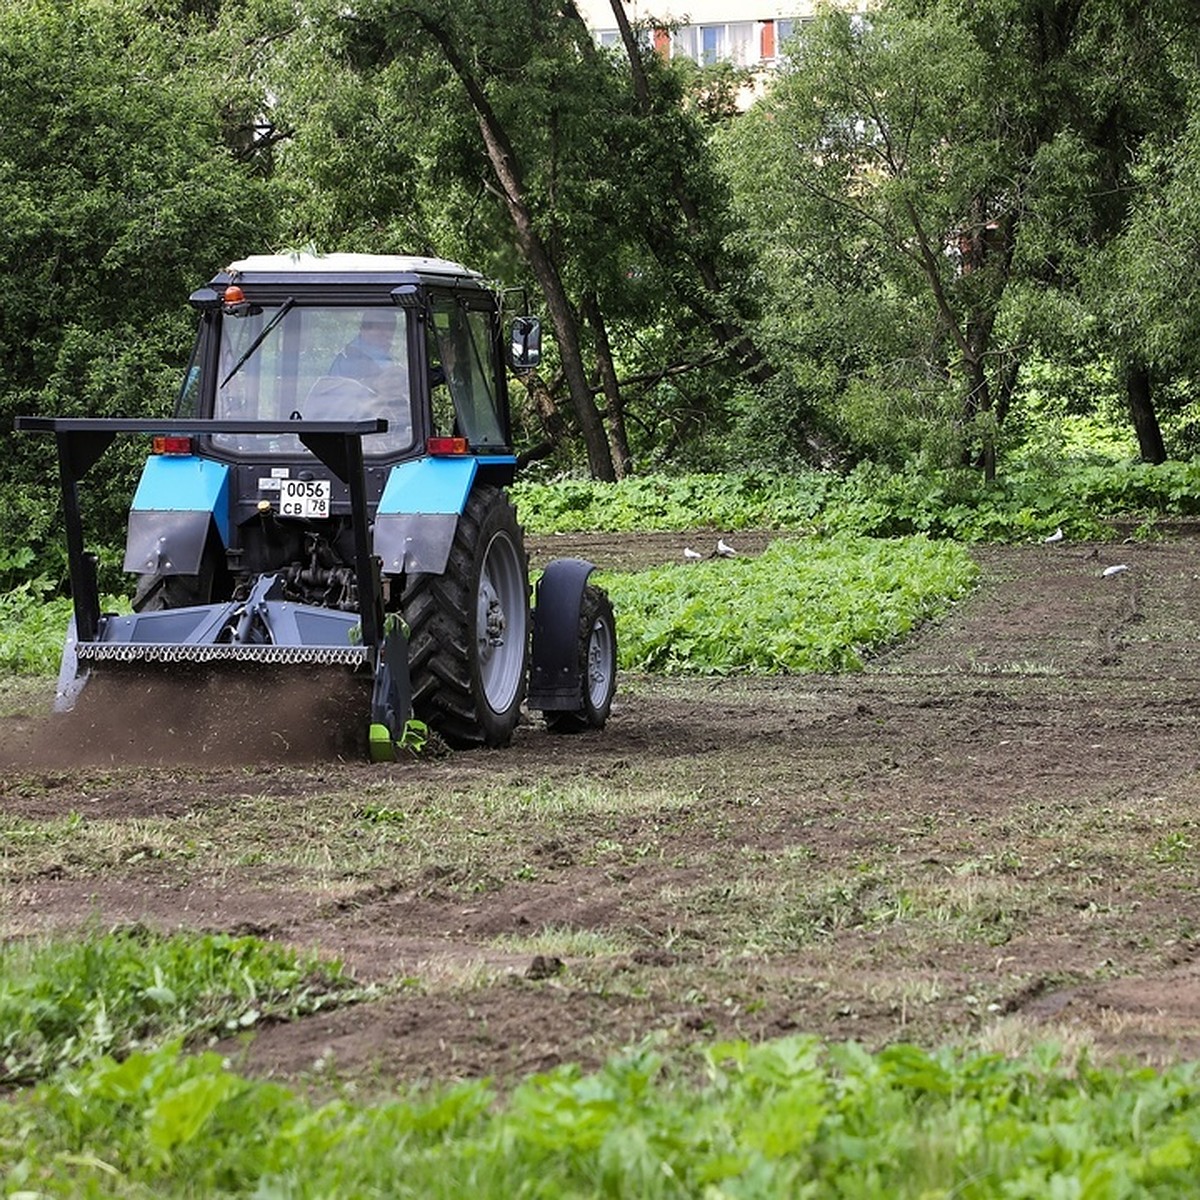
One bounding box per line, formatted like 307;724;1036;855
513;470;840;533
0;582;129;675
514;460;1200;544
0;583;75;674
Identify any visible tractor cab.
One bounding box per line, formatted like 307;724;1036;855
183;253;517;465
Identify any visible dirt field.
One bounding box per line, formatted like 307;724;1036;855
5;532;1200;1088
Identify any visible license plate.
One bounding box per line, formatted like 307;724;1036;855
278;478;331;518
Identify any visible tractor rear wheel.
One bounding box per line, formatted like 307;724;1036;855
401;487;530;748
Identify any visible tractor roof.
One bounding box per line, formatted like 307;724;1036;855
224;253;482;280
206;252;492;305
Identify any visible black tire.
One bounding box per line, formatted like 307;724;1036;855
401;487;530;748
545;585;617;734
132;554;215;612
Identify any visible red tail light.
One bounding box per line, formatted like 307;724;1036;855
427;436;469;456
151;435;194;455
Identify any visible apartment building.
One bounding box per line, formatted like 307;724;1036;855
572;2;820;68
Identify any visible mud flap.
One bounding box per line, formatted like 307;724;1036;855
528;557;595;712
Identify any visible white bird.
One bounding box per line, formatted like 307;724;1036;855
683;547;703;561
1044;527;1064;544
716;538;737;558
1101;563;1130;577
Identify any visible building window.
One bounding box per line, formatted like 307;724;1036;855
595;25;656;53
670;26;698;62
672;22;756;67
591;13;828;68
763;17;813;63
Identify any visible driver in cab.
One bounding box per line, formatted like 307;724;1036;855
330;309;400;384
307;309;412;448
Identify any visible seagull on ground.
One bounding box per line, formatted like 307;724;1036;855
1044;527;1064;544
1101;563;1130;577
716;538;737;558
684;547;703;561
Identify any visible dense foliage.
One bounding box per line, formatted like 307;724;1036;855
0;0;279;573
514;461;1200;541
6;1033;1200;1196
0;581;129;673
720;0;1200;474
2;0;1199;578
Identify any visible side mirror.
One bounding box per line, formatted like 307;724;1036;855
509;316;542;369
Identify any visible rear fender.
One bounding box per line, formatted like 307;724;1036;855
123;455;230;575
528;557;595;711
372;456;478;574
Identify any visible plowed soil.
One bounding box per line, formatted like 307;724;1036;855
5;532;1200;1089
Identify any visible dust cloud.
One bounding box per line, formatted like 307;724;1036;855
0;665;372;769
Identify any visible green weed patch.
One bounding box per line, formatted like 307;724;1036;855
0;586;128;676
514;470;840;533
604;535;977;673
0;928;360;1087
0;536;975;681
514;460;1200;541
0;586;76;675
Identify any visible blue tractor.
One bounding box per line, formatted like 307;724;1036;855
17;253;617;759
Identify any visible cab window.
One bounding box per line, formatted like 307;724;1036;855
208;305;415;456
427;301;506;449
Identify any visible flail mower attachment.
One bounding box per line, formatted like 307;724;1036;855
16;417;412;762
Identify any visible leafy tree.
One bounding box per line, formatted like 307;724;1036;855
267;0;772;478
1081;15;1200;458
0;0;279;577
603;2;772;388
275;0;620;478
722;0;1200;474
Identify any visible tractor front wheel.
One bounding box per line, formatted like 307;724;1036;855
402;487;530;748
545;585;617;734
132;550;217;612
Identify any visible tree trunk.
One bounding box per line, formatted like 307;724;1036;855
993;348;1021;431
513;368;571;467
1122;357;1166;463
904;196;1016;482
597;0;775;388
956;284;1001;480
582;292;632;477
419;16;616;481
961;353;996;482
